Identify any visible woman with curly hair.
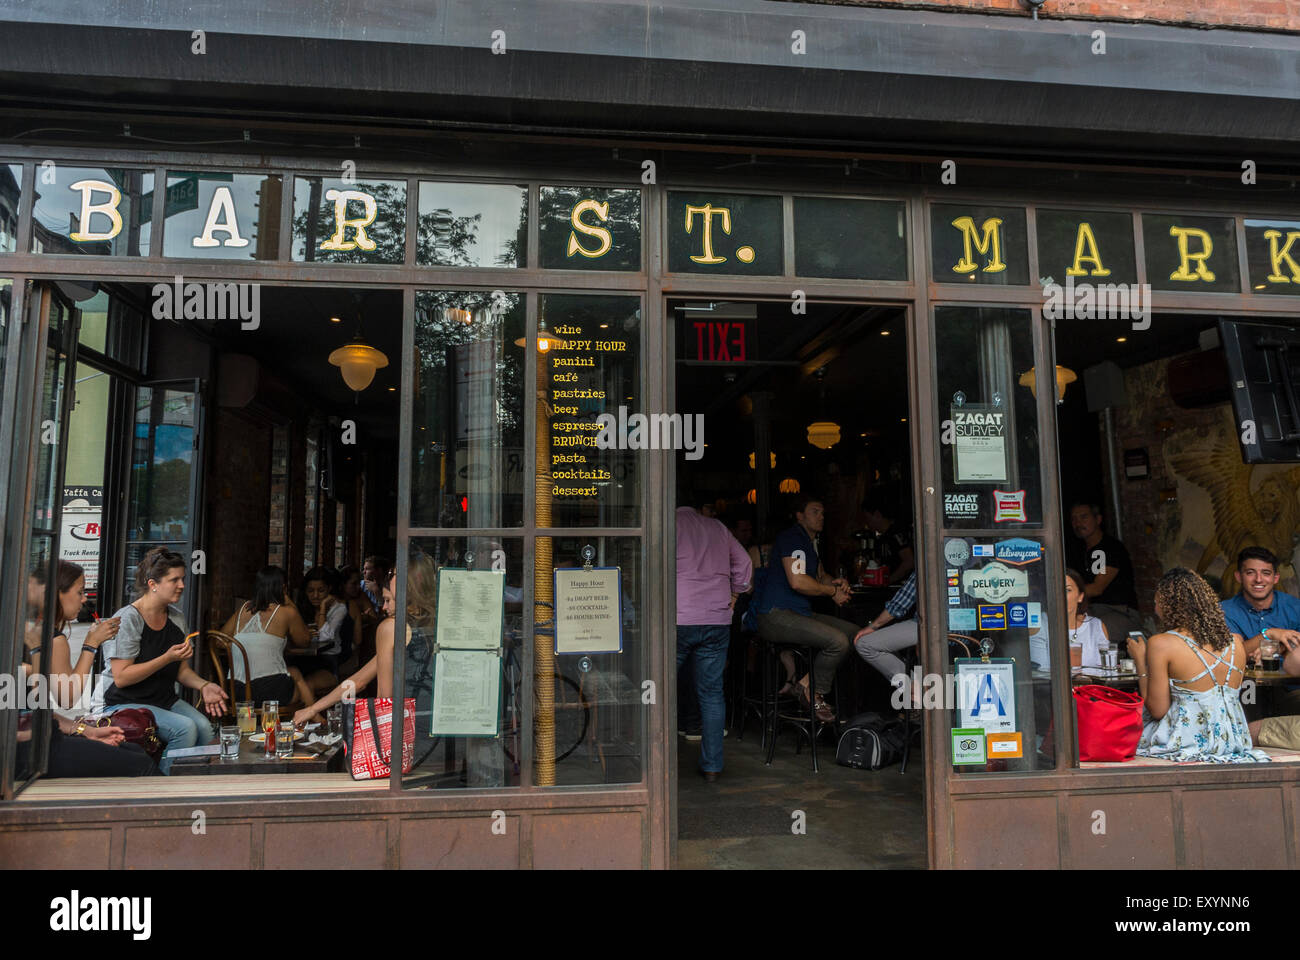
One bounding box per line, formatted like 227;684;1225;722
1132;567;1269;763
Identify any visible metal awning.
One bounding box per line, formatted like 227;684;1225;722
2;0;1299;161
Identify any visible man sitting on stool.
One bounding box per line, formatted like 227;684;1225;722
755;495;854;723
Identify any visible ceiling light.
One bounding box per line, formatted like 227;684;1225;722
807;421;841;450
1018;365;1077;402
329;337;389;391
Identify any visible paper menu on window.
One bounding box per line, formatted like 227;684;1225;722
434;568;505;650
431;648;501;737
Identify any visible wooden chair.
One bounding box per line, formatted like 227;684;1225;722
206;630;252;710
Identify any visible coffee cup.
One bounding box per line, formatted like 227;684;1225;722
1120;658;1136;673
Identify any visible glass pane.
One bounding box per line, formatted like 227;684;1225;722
1245;218;1300;294
31;166;152;257
33;300;71;529
0;164;20;253
537;293;642;528
539;186;641;271
400;537;523;789
412;290;525;529
292;176;406;264
1035;209;1137;286
269;426;290;567
161;171;282;260
666;192;783;275
930;203;1030;285
77;290;108;354
535;535;643;785
60;363;111;606
1142;213;1239;293
16;536;56;787
125;385;196;606
935;307;1042;529
303;431;319;569
944;534;1056;774
793;196;907;280
417;181;526;267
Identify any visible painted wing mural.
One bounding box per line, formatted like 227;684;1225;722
1166;434;1300;597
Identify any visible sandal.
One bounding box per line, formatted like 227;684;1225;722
778;677;799;697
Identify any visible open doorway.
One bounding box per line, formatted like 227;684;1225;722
670;297;927;869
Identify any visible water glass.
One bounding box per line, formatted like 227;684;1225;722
276;722;295;758
236;702;255;735
219;725;240;760
327;704;343;737
1101;647;1118;670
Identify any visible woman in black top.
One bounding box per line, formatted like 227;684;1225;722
97;548;228;774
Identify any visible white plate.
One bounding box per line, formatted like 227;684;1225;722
247;731;306;743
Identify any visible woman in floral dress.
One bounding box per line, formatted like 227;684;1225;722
1131;567;1269;763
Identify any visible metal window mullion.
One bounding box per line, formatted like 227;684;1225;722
520;289;537;790
149;166;165;258
15;163;33;255
390;286;416;796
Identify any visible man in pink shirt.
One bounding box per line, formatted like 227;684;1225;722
677;501;752;780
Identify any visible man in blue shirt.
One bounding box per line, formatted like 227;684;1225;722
755;496;853;722
853;571;919;708
1220;546;1300;660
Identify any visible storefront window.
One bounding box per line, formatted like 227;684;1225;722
666;192;783;275
1035;208;1137;286
1142;213;1239;293
411;290;525;529
160;171;282;259
539;186;641;271
31;166;152;257
934;306;1056;773
400;537;523;789
1244;218;1300;294
536;293;642;528
793;196;907;280
533;535;644;786
417;182;527;268
930;204;1029;286
0;164;19;253
292;176;406;264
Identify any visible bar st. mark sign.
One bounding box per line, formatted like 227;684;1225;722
26;169;1300;291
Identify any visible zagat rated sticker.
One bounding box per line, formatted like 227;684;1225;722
944;493;979;519
992;489;1027;523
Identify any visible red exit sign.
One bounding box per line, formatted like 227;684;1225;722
691;320;748;362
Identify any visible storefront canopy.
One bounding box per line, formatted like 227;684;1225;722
3;0;1300;163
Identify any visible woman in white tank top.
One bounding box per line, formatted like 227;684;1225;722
218;567;315;706
1066;568;1110;667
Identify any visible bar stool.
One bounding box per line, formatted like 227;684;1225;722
732;631;769;747
763;642;838;772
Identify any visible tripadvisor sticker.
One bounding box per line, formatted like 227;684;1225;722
952;728;986;765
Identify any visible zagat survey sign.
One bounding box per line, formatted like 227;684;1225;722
961;561;1029;604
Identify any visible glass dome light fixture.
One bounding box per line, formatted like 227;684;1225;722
328;321;389;392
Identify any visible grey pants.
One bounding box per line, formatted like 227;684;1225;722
854;618;918;686
1090;603;1142;650
756;609;855;695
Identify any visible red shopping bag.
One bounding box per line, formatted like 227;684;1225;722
342;698;416;780
1073;684;1144;761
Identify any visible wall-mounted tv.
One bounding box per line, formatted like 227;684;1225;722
1220;318;1300;463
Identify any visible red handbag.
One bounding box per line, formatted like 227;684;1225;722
342;698;416;780
1073;684;1144;761
88;708;163;758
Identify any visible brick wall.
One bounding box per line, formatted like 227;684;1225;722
791;0;1300;32
204;408;271;630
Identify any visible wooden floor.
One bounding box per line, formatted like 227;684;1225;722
15;774;384;802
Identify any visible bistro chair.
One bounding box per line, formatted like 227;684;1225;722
206;630;252;710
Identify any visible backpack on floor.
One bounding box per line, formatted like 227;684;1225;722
835;716;907;770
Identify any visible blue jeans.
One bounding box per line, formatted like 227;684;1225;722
109;699;215;775
677;625;729;773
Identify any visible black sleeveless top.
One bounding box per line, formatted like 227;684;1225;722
103;609;184;709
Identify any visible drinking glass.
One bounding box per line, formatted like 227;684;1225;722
1260;637;1280;668
327;704;343;737
262;701;279;758
220;725;240;760
276;722;295;758
236;702;255;735
1068;643;1083;668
